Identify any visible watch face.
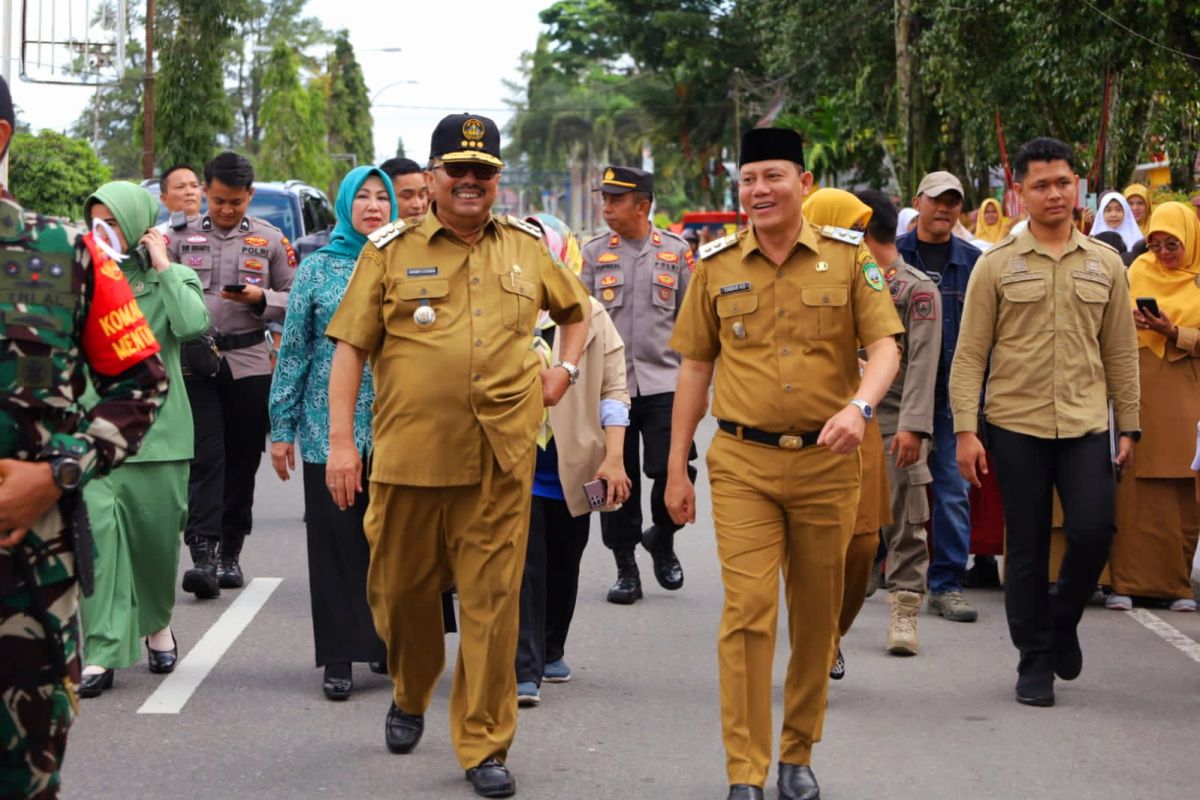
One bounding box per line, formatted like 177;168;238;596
56;459;83;489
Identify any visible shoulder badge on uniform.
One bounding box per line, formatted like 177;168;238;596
651;230;662;247
505;216;544;239
817;225;864;246
857;248;885;292
367;220;407;249
699;234;738;261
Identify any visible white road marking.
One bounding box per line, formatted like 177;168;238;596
137;577;282;714
1127;608;1200;666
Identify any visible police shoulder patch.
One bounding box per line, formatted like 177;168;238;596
367;220;407;249
699;234;738;261
505;216;544;239
817;225;864;246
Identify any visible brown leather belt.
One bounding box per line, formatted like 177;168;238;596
717;419;820;450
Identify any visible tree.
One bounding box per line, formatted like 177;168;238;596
156;0;249;169
327;30;374;171
394;137;406;159
258;42;331;185
9;131;112;218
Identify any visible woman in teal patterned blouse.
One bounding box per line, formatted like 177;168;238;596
269;166;396;700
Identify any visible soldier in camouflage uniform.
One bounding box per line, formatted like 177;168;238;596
0;77;169;799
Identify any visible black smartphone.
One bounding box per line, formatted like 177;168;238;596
132;245;151;272
1136;297;1160;317
223;284;246;293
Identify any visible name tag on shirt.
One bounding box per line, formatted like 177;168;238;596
407;267;439;277
719;282;751;295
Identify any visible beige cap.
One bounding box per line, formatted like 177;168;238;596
917;170;964;199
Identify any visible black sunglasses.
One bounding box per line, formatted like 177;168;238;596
435;163;500;181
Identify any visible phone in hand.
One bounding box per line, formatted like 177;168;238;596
583;479;608;509
223;284;246;293
1136;297;1160;317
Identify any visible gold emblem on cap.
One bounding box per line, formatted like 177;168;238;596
604;168;615;182
463;118;485;141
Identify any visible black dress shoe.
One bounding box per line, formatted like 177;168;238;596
465;757;516;798
829;647;845;680
1052;623;1082;681
384;703;424;754
606;548;642;605
1015;672;1055;707
145;631;178;674
368;661;389;675
727;785;764;800
77;669;114;698
323;665;352;701
778;762;820;800
642;526;684;590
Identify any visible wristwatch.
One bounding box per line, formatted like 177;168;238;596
49;456;83;492
848;399;874;421
555;360;580;385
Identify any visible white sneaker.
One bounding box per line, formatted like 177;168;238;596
1167;598;1197;612
1105;593;1133;611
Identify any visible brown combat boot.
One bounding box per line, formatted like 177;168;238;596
887;590;922;655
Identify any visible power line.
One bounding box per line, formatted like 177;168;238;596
1079;0;1200;62
374;101;734;113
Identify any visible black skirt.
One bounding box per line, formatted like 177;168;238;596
301;460;388;666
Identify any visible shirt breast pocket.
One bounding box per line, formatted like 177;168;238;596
651;271;678;310
184;252;214;288
594;270;624;310
1071;271;1110;331
384;278;450;335
239;257;267;288
999;273;1047;327
715;292;759;349
800;286;849;341
500;276;537;334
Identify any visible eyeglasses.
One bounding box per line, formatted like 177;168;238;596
1147;240;1183;254
434;163;500;181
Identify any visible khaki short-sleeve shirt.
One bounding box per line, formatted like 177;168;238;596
669;221;904;433
326;212;589;486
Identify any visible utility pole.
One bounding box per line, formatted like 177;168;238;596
142;0;155;179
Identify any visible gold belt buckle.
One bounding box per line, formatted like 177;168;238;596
778;434;803;450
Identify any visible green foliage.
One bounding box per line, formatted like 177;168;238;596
258;42;331;186
394;137;406;158
156;0;249;169
9;131;112;219
327;30;374;170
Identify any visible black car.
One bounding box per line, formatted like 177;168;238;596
142;179;335;246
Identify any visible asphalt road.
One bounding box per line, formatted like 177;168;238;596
63;417;1200;799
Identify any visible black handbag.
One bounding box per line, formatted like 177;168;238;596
180;334;221;378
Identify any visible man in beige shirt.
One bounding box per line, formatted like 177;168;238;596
950;137;1139;708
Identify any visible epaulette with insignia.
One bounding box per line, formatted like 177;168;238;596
816;225;864;246
367;220;407;249
1088;237;1119;255
505;216;544;239
989;233;1017;251
660;229;688;244
699;234;738;261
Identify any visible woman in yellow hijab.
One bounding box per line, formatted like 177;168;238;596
973;198;1006;244
1107;202;1200;612
800;188;893;677
1123;183;1153;237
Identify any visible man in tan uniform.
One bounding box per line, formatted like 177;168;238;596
857;189;942;655
951;137;1139;708
325;114;589;798
666;128;902;800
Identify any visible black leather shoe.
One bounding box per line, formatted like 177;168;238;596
1015;672;1055;707
727;785;764;800
606;548;642;605
829;647;845;680
465;757;516;798
182;538;220;599
145;631;178;674
642;526;684;590
778;762;820;800
368;661;389;675
323;664;352;701
217;532;246;589
1050;594;1082;681
384;703;424;754
77;669;114;698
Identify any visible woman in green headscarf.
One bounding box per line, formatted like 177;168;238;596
77;182;211;697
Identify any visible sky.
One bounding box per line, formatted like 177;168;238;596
2;0;551;166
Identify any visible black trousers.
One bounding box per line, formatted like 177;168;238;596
601;392;696;552
301;461;387;667
516;496;591;685
987;424;1115;674
183;360;271;546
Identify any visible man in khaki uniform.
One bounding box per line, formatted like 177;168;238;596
951;137;1139;708
665;128;902;800
580;166;696;603
856;190;942;655
325;114;589;798
166;151;294;599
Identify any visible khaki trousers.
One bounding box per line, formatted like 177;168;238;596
839;420;891;638
881;434;931;595
707;432;860;786
363;439;535;769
